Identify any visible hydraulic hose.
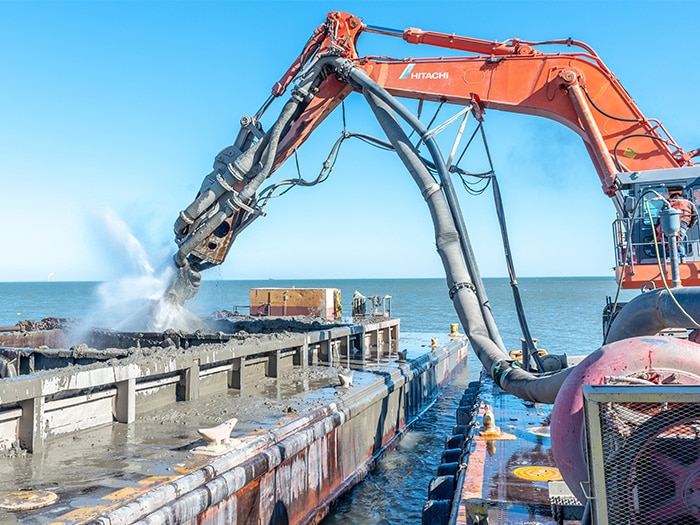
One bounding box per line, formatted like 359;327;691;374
490;174;543;371
357;68;571;403
605;286;700;343
335;58;505;353
173;56;337;270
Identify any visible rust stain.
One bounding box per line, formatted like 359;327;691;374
456;437;488;523
234;478;260;524
456;402;490;524
461;437;487;498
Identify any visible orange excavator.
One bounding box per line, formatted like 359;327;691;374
168;13;700;514
170;11;700;301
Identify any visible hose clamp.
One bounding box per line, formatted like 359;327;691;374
216;172;235;192
491;359;518;388
331;57;356;84
449;281;476;300
422;182;442;201
226;192;256;214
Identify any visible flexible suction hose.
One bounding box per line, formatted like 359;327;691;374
333;61;504;354
351;63;571;403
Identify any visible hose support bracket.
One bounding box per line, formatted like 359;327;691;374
216;172;236;192
226;192;256;214
449;281;477;300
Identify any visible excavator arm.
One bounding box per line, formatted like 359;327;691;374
167;11;694;302
271;12;690;190
165;15;700;512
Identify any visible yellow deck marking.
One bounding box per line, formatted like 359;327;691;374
48;505;112;524
481;429;516;441
513;465;562;481
101;476;174;502
50;452;212;523
0;490;58;511
51;475;178;524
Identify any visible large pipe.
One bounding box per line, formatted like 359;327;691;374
605;286;700;343
337;59;504;352
357;67;571;404
550;335;700;503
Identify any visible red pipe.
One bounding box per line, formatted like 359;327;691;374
550;336;700;502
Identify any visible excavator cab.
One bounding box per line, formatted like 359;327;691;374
614;166;700;288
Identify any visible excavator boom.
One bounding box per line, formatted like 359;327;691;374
168;11;696;302
272;13;689;191
164;15;700;516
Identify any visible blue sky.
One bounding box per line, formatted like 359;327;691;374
1;0;698;283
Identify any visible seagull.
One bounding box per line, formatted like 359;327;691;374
338;370;354;388
197;417;238;446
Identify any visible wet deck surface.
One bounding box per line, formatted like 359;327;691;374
0;332;445;524
455;372;583;525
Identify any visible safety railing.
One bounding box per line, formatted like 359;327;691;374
612;216;699;270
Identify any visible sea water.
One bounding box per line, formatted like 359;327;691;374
0;277;636;354
0;277;637;523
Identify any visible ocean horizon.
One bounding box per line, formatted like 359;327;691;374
0;276;636;357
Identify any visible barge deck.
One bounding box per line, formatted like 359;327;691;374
424;368;585;525
0;316;468;524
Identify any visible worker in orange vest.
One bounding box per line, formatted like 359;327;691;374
668;188;698;263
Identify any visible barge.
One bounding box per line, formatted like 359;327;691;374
423;370;584;524
0;311;468;524
422;340;700;525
